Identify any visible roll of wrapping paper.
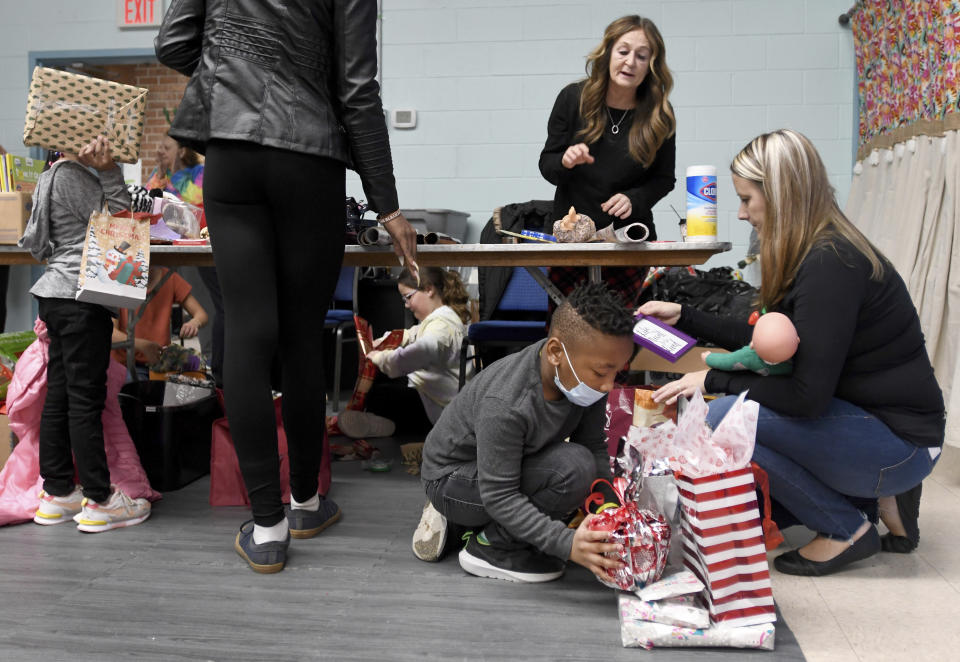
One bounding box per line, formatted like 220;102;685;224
358;226;393;246
591;223;650;243
424;231;461;244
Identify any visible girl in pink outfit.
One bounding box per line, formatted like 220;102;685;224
0;319;160;527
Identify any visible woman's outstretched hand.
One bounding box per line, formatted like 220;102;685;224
382;213;419;282
635;300;682;326
651;370;708;405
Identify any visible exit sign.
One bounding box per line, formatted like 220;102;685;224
117;0;163;29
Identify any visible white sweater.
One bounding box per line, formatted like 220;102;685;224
370;305;471;423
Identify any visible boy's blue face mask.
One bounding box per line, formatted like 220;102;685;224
553;341;606;407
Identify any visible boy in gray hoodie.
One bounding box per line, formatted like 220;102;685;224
19;136;151;532
418;283;636;583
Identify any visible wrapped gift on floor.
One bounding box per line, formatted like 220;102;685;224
23;66;148;163
585;475;672;591
625;390;776;628
619;594;775;650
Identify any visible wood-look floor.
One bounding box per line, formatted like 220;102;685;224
0;438;803;661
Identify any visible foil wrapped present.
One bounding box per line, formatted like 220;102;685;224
585;477;671;591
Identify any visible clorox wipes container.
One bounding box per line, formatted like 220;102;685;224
685;165;717;242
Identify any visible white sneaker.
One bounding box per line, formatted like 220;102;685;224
74;487;151;533
412;501;448;562
34;486;84;525
337;410;396;439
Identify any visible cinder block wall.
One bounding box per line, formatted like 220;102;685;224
356;0;856;270
70;63;190;182
0;0;857;330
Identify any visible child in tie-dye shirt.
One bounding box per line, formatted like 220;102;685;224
145;136;204;206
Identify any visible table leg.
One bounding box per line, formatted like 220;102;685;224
523;266;565;306
588;265;602;283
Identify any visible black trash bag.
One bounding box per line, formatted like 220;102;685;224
640;266;758;322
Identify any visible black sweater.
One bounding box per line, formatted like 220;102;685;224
539;82;676;238
678;238;945;448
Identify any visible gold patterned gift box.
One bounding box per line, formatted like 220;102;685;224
22;67;148;164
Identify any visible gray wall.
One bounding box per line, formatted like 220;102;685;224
1;0;856;331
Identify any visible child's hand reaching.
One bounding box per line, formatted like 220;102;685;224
570;514;624;578
179;319;201;339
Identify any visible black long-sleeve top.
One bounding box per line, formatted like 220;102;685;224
539;82;676;238
677;238;945;448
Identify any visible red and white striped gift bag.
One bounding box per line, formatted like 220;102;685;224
675;466;776;628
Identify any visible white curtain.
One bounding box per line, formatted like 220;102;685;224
845;131;960;447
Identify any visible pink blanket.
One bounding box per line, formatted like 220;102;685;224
0;319;160;526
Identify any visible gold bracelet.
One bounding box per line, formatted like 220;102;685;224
377;209;402;224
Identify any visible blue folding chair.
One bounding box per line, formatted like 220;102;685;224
458;267;548;389
324;267;358;412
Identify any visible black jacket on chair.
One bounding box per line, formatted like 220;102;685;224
477;200;554;321
155;0;399;214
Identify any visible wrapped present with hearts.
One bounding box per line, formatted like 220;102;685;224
619;594;776;651
585;476;671;591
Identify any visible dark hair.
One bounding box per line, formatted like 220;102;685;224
552;282;635;339
43;150;63;172
397;267;471;324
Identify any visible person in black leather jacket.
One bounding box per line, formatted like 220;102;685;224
156;0;418;573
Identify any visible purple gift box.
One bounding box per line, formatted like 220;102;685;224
633;314;696;362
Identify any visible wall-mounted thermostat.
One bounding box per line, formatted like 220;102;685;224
391;109;417;129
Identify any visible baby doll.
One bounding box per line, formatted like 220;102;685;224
702;311;798;376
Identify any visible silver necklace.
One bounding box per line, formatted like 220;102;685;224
606;107;630;135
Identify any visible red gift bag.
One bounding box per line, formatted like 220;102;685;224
675;466;776;628
209;396;331;507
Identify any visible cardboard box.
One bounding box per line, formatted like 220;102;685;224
0;414;12;472
0;192;32;245
631;344;727;374
22;67;148;164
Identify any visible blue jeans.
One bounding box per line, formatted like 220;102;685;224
707;395;939;539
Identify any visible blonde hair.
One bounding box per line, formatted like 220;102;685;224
398;267;471;324
731;129;886;310
179;145;203;168
577;15;675;168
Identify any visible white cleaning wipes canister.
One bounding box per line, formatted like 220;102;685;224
685;165;717;242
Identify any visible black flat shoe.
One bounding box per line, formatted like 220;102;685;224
880;483;922;553
773;525;880;577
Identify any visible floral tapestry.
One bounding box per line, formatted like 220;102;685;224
851;0;960;159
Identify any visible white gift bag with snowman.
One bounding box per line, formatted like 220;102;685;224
76;207;150;308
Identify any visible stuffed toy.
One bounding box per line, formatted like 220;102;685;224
703;311;798;376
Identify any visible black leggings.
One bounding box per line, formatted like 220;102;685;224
204;140;345;526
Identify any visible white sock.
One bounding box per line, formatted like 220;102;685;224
253;519;289;544
291;493;320;512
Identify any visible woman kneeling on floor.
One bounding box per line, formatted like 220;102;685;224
638;129;945;576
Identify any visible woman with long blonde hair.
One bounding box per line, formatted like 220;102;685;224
539;15;676;307
639;129;944;576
